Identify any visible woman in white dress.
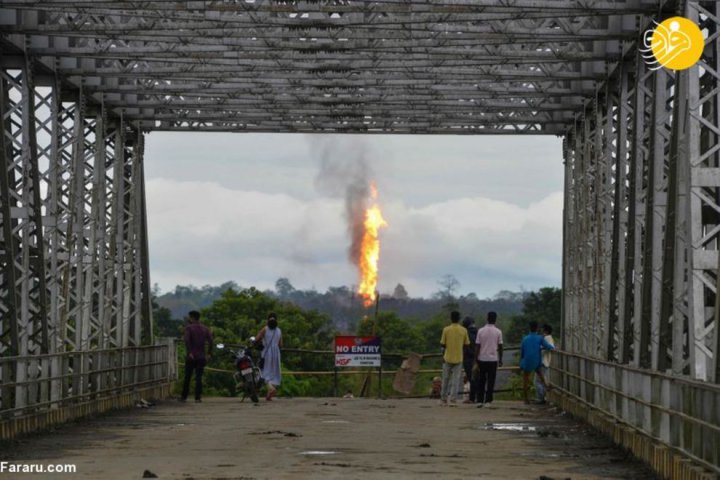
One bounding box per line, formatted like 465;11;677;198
256;313;283;401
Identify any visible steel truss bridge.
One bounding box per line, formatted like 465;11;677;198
0;0;719;476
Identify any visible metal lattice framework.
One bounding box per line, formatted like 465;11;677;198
0;0;660;134
0;0;719;424
0;55;152;362
564;0;720;383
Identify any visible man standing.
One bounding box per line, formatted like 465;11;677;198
439;311;470;405
520;321;555;404
462;317;479;404
474;311;503;407
535;324;555;404
181;310;213;403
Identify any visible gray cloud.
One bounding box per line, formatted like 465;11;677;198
144;133;563;297
146;188;562;298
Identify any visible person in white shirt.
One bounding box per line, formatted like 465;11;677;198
535;324;555;404
474;311;503;407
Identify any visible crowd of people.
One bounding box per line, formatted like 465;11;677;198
179;308;555;405
439;310;555;406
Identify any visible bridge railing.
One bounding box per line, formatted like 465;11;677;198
0;345;172;420
550;350;720;475
204;346;521;397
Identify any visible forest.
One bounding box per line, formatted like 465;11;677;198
154;275;536;333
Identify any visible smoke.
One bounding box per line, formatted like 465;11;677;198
311;137;373;268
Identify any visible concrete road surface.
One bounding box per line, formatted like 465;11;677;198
2;398;654;480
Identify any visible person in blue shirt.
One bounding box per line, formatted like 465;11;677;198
519;321;555;404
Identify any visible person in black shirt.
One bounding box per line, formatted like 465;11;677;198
462;317;479;403
181;311;213;403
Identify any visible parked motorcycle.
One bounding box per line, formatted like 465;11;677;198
216;339;265;403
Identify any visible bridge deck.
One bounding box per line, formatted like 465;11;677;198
3;398;653;480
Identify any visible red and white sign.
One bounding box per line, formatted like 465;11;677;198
334;336;381;367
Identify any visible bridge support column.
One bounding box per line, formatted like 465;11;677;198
0;60;154;359
563;2;720;382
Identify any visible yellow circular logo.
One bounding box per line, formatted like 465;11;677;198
648;17;704;70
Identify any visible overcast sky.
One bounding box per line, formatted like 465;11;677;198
144;133;563;299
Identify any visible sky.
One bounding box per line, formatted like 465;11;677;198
144;133;564;299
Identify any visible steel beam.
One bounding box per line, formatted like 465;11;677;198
608;61;630;362
685;0;720;381
0;0;620;133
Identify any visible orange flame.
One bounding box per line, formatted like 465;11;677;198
358;182;387;307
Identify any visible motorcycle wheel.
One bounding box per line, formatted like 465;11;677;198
244;373;259;403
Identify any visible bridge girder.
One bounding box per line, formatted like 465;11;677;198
0;0;654;133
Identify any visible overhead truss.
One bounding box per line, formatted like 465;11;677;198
0;0;719;387
0;0;660;134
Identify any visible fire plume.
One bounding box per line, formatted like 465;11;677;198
357;183;387;307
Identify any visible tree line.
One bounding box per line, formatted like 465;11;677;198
153;275;538;336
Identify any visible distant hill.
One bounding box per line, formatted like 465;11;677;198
153;281;241;320
154;279;527;330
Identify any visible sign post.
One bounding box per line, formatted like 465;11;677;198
334;336;382;397
334;336;381;367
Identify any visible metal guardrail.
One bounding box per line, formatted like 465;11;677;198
280;346;520;357
550;350;720;474
202;345;521;397
0;345;173;419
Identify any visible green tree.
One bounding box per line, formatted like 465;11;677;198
505;287;561;344
275;277;295;298
434;274;461;311
414;312;450;356
435;274;460;299
392;283;409;301
152;297;182;338
356;311;424;355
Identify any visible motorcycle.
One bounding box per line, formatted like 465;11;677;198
216;339;265;403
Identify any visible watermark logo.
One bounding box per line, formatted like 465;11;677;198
1;462;77;474
641;16;703;70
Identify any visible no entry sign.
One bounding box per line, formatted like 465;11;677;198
334;336;381;367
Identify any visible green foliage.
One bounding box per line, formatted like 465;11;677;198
356;312;425;355
496;371;529;401
156;279;530;334
202;287;279;341
152;298;182;338
505;287;562;344
156;281;241;319
279;375;314;397
415;313;449;355
392;283;409;300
